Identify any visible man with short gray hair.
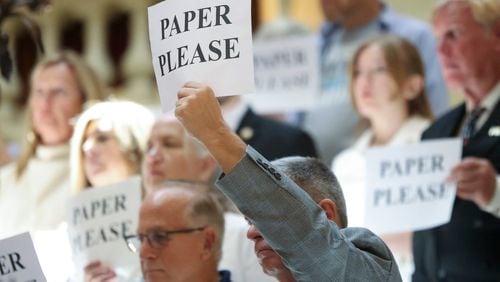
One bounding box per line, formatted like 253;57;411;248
175;82;402;281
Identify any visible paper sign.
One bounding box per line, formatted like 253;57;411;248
364;139;462;234
247;35;320;113
148;0;255;112
66;177;142;281
0;232;46;282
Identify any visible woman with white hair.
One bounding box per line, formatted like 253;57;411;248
70;100;154;282
70;100;154;192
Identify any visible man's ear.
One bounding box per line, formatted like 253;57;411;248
199;155;217;182
318;199;340;226
201;227;216;260
402;74;424;100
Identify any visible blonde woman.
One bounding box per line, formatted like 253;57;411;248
70;100;154;282
70;100;154;192
332;35;434;281
0;51;106;239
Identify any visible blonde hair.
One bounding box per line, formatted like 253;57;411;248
70;100;155;193
434;0;500;30
349;34;434;127
16;50;107;178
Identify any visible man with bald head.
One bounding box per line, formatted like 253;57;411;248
126;182;227;282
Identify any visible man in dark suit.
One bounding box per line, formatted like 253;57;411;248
412;1;500;281
219;96;317;160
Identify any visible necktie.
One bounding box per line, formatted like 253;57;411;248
462;107;485;145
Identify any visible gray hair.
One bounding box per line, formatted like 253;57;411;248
271;157;348;228
434;0;500;30
158;180;225;262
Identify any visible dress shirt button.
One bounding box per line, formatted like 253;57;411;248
437;268;447;280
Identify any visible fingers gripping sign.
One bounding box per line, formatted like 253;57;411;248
175;82;227;142
175;82;247;173
447;157;497;208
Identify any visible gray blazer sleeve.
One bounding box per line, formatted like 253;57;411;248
216;146;401;282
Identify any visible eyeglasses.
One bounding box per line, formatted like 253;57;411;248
124;226;206;253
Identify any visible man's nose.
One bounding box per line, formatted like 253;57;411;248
246;225;263;241
139;238;157;259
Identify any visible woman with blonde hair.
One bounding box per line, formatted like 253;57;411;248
69;100;154;282
0;50;107;238
332;34;434;281
70;100;154;192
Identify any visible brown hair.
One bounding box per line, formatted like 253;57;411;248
15;50;107;178
349;34;433;129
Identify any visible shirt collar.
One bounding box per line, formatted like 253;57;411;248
465;82;500;112
221;98;249;132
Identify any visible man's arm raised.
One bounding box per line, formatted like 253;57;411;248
175;82;247;173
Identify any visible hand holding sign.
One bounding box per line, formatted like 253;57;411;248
447;157;497;208
84;260;116;282
175;82;246;173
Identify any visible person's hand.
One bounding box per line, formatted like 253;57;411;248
84;260;117;282
175;81;228;143
447;157;497;208
175;82;246;173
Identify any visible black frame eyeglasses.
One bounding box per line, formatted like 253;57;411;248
124;226;207;253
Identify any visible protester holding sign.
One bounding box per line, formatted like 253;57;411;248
0;51;107;239
69;100;154;281
413;1;500;280
141;115;275;282
331;34;433;281
174;82;402;281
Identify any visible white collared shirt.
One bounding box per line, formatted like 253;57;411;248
468;82;500;217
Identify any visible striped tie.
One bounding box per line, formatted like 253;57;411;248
462;107;485;145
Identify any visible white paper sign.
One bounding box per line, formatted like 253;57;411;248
66;177;142;281
364;139;462;234
148;0;255;112
247;35;320;113
0;232;46;282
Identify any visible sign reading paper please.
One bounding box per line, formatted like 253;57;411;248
365;139;462;234
0;232;46;281
67;177;142;281
148;0;255;112
248;35;319;113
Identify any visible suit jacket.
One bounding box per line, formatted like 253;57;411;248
217;146;402;282
236;108;317;161
412;101;500;282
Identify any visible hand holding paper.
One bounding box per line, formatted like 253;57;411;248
84;260;116;282
447;157;497;208
175;82;246;173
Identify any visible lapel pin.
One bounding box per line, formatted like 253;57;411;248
488;126;500;137
239;126;254;141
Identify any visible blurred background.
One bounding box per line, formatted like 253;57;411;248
0;0;455;157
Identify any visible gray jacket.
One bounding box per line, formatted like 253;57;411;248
216;146;402;282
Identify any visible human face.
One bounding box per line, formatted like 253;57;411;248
30;64;83;145
143;118;207;189
83;120;134;187
246;224;293;280
352;44;405;120
320;0;360;22
433;3;499;95
138;190;208;282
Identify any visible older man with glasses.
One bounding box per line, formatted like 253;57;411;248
85;181;228;282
